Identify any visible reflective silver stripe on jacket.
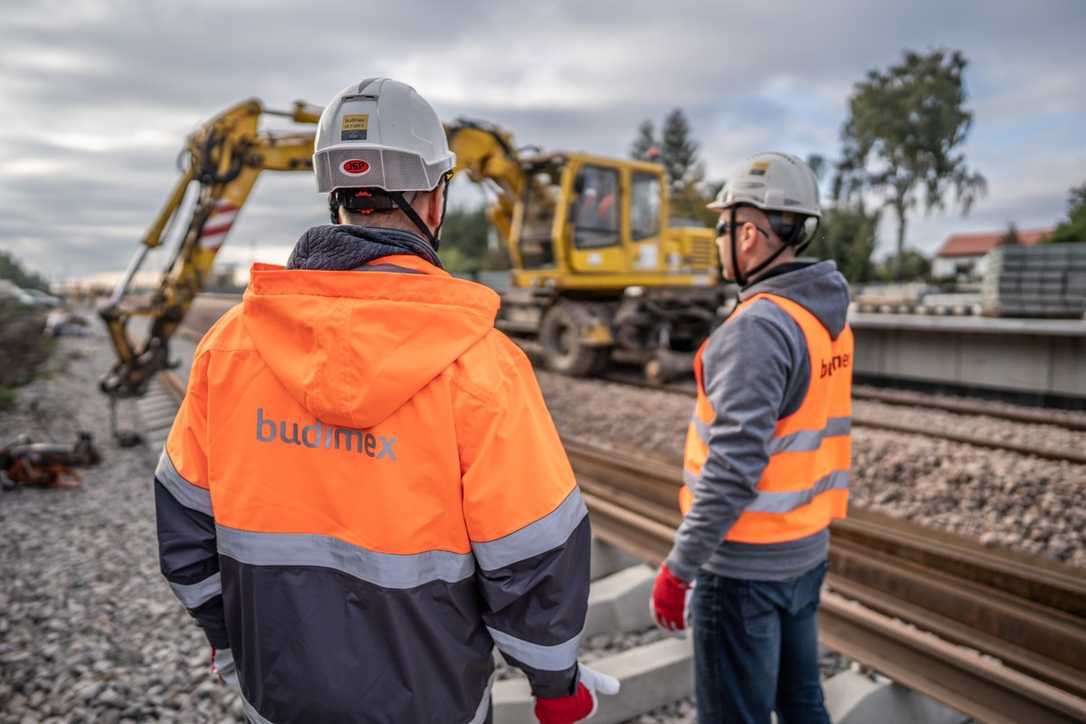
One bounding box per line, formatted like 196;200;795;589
691;414;851;455
691;414;711;443
467;671;498;724
766;416;851;455
745;470;850;514
216;524;475;589
682;468;700;489
155;450;212;516
487;625;582;671
241;691;273;724
169;571;222;609
470;487;588;571
685;468;848;512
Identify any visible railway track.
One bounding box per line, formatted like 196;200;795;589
596;370;1086;465
565;439;1086;724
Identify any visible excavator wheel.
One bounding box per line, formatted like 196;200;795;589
538;303;610;377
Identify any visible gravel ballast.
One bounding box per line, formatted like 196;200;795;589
0;328;245;723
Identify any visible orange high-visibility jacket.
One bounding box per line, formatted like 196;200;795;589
153;254;590;724
680;291;852;544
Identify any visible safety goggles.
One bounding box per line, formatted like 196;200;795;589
714;218;772;240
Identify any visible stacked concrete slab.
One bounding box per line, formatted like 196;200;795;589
982;243;1086;318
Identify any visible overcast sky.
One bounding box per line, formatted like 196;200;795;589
2;0;1084;284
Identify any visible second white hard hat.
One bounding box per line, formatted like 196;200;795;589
708;152;821;220
313;78;455;194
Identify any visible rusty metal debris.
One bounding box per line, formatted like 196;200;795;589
0;432;102;489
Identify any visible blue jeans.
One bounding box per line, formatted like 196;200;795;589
692;561;830;724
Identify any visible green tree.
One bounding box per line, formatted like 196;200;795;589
0;250;49;291
999;222;1021;247
806;202;880;283
876;249;931;281
670;166;719;226
629;109;715;225
1049;181;1086;243
630;120;659;161
661;108;699;190
805;153;829;183
439;206;510;274
834;49;986;280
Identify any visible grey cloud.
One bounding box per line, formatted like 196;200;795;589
1;0;1084;280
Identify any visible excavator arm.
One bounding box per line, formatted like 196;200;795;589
445;119;526;245
99;98;321;400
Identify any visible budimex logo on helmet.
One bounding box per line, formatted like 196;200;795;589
340;113;368;141
341;159;370;175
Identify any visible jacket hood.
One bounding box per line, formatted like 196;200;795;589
241;227;498;429
740;260;850;338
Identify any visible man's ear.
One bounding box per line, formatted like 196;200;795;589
422;186;444;230
739;221;760;255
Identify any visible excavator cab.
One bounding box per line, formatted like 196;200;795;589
509;154;713;290
500;152;722;379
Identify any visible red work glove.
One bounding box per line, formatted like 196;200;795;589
534;665;620;723
651;564;691;634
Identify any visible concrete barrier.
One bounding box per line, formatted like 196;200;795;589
824;670;969;724
583;564;655;638
591;538;642;581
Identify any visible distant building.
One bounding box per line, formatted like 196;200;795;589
932;228;1051;279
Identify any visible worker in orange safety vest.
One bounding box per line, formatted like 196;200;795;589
153;78;618;724
651;153;852;724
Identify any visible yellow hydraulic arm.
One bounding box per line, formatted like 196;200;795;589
445;119;525;244
99;98;321;401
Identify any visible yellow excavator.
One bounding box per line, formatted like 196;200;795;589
99;99;722;412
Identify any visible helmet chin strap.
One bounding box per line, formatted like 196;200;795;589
388;191;441;251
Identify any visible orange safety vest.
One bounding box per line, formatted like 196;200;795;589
679;292;853;544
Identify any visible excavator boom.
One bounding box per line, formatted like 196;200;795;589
99;99;320;400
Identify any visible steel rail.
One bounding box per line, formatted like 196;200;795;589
564;439;1086;722
852;386;1086;432
595;372;1086;465
850;413;1086;465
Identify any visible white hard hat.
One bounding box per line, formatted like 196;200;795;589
313;78;455;194
710;153;823;285
709;151;821;219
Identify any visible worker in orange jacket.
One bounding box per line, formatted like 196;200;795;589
651;153;851;724
154;78;617;724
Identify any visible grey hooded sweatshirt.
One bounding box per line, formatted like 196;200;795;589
665;260;851;582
